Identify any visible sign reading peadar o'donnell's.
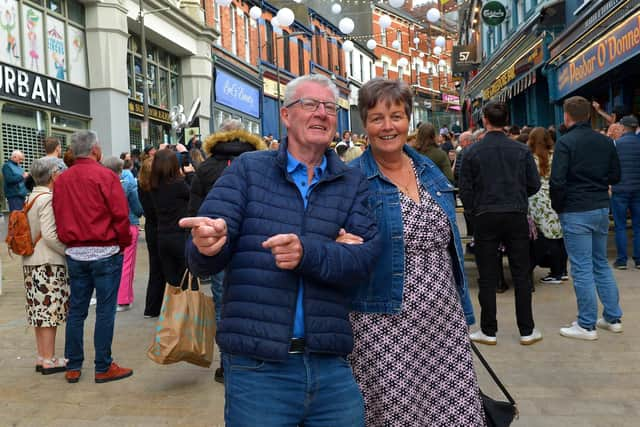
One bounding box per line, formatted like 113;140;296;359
481;1;507;27
557;13;640;99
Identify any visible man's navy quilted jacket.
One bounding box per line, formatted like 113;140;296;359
186;141;381;361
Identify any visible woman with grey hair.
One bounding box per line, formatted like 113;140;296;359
22;157;69;375
102;156;144;312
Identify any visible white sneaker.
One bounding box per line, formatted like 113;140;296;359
520;329;543;345
469;330;497;345
559;321;598;341
116;304;131;312
596;318;623;333
89;297;97;306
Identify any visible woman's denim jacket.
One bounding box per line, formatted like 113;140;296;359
350;145;476;325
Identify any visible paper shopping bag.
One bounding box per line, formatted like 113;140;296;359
147;272;215;368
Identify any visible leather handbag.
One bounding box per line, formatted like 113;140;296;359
470;341;518;427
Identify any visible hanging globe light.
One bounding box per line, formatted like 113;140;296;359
343;40;354;52
216;0;231;7
379;15;392;30
389;0;405;7
249;6;262;20
413;37;420;45
339;17;355;35
392;39;401;49
331;3;341;14
433;45;442;55
397;57;409;68
366;39;377;50
426;8;440;23
435;36;446;48
271;16;280;28
276;8;295;27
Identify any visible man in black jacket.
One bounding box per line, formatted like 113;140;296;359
459;101;541;346
550;96;623;341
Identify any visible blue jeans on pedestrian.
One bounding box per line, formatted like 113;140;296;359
211;271;224;325
7;196;24;211
222;352;365;427
65;254;123;373
559;208;623;329
610;191;640;266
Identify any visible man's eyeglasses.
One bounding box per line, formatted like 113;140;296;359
285;98;339;116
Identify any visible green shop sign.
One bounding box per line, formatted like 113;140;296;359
482;1;507;26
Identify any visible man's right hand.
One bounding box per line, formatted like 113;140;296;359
179;217;227;256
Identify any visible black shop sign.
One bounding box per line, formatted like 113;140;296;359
0;62;90;117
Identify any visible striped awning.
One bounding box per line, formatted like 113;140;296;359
496;70;537;103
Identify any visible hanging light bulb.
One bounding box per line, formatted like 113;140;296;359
433;46;442;55
249;6;262;20
343;40;354;52
366;39;377;50
276;8;295;27
389;0;405;7
413;37;420;45
392;39;401;49
379;15;392;30
339;17;355;34
435;36;446;48
331;3;341;14
426;8;440;23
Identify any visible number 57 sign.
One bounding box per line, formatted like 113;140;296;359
452;45;478;73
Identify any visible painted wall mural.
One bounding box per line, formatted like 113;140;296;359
67;25;86;86
0;0;20;66
46;16;65;80
22;6;44;74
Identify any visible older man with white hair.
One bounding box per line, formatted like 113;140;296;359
2;150;29;211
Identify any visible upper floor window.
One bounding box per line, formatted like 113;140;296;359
348;50;353;77
298;39;305;74
359;54;364;81
396;30;402;50
327;37;333;72
516;0;525;26
243;14;250;63
397;65;403;80
283;33;291;71
382;61;389;78
265;23;274;63
215;4;222;46
230;5;237;54
381;29;387;47
128;36;179;110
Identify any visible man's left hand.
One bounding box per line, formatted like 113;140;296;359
262;234;303;270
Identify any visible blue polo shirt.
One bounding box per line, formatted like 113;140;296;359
286;151;327;338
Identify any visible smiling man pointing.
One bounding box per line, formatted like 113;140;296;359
180;74;380;427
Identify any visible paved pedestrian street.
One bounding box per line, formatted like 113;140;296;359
2;226;640;426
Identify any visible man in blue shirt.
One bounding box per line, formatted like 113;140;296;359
180;74;380;427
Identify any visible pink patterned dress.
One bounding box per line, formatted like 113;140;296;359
350;183;486;426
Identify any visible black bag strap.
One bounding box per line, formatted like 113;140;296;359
470;341;516;405
179;270;200;291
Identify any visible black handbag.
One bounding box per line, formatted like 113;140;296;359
470;341;518;427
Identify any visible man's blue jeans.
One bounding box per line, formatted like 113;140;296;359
610;191;640;265
210;271;224;325
559;208;623;329
222;352;364;427
65;254;123;373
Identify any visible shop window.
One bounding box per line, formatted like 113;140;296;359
51;113;86;130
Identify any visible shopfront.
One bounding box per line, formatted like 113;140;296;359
213;66;261;136
549;3;640;126
0;61;90;169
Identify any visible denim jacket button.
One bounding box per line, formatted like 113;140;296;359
436;191;442;196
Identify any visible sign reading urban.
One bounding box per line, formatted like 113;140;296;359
0;61;90;116
481;1;507;26
557;13;640;99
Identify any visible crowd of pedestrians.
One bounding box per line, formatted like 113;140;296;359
2;72;636;425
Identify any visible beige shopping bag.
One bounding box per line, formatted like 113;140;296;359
147;272;215;368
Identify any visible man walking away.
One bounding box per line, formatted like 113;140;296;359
610;115;640;270
459;101;542;346
53;130;133;383
551;96;623;340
